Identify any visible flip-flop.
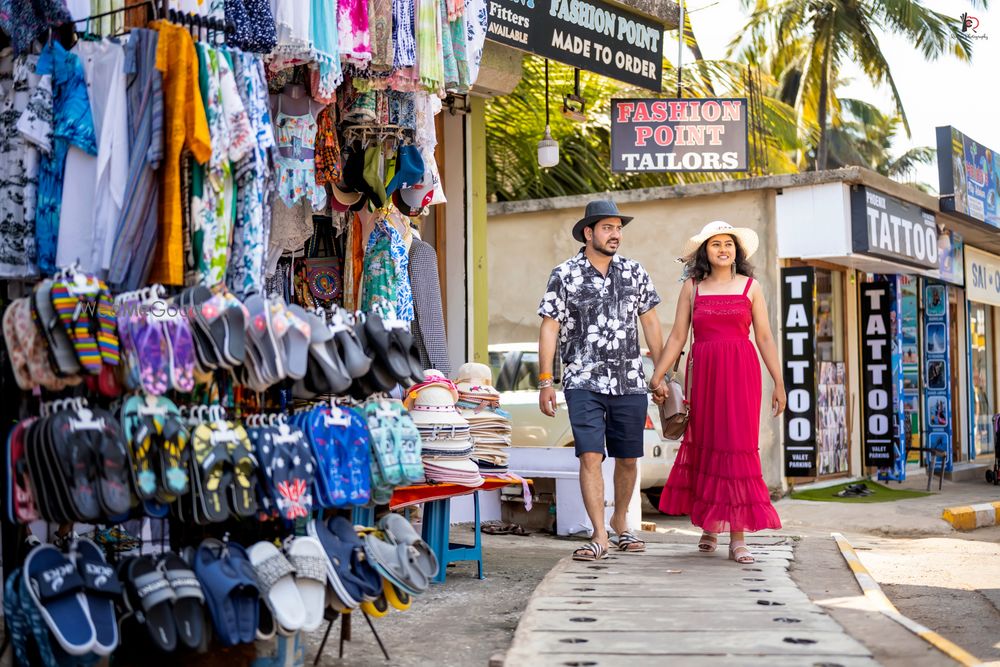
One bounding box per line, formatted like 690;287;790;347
24;544;97;656
247;541;306;634
364;314;412;384
255;423;315;521
32;279;82;376
378;513;439;579
354;319;397;392
227;424;259;518
159;552;206;650
178;286;221;371
283;536;328;632
303;312;352;394
72;538;121;656
163;317;196;392
3;298;34;389
121;556;178;652
343;408;374;505
390;327;426;384
331;316;372;379
50;279;102;374
223;542;261;645
362;530;427;595
328;518;385;600
48;411;101;522
190;423;233;523
282;304;312;381
244;294;284;382
364;401;404;486
87;407;133;518
7;418;40;524
301;405;348;508
134;319;170;395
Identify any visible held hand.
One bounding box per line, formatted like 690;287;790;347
771;386;787;417
539;386;558;417
650;381;669;405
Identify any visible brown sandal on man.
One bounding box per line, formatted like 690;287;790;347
572;542;609;561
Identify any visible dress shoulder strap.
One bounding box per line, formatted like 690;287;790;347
741;277;753;297
692;278;699;298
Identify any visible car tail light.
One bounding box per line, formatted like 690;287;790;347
644;414;655;430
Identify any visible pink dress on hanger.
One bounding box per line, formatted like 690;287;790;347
659;277;782;533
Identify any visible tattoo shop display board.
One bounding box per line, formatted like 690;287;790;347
900;277;922;464
781;267;817;477
860;281;896;468
924;281;954;472
816;361;847;475
886;276;906;481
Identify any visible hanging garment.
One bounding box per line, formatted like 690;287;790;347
338;0;372;67
57;38;128;274
226;0;276;53
270;0;312;70
0;52;43;278
363;218;413;321
227;51;274;298
313;104;341;186
415;0;443;93
0;0;72;55
465;0;487;87
149;21;211;286
409;237;449;375
369;0;394;71
21;41;97;276
392;0;416;69
361;224;396;315
108;28;164;291
439;0;458;92
273;99;326;211
449;10;469;92
310;0;342;99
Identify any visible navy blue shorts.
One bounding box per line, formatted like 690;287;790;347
564;389;647;459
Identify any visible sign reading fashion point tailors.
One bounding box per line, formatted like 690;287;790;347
936;125;1000;227
610;98;748;172
486;0;663;90
965;245;1000;307
849;186;938;270
781;267;816;476
860;282;895;467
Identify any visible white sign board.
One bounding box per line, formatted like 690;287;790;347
964;245;1000;307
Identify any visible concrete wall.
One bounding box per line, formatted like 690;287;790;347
487;189;786;488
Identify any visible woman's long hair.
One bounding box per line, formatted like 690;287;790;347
683;234;755;282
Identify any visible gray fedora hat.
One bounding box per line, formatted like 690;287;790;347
572;199;634;243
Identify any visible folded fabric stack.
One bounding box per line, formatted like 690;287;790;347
405;371;484;487
454;363;512;474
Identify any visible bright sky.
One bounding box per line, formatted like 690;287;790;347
661;0;1000;192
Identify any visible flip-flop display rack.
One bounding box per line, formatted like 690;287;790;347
0;263;480;665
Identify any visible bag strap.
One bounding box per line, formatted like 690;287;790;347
670;279;696;373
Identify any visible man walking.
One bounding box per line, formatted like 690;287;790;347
537;199;663;561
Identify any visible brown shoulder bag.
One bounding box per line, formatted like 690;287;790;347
657;279;695;440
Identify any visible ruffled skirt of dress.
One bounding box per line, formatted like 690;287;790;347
658;339;782;533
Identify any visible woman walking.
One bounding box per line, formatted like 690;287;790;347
649;221;785;564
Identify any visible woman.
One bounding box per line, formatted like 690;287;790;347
649;221;785;564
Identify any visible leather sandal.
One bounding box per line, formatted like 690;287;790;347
729;541;754;564
698;532;718;552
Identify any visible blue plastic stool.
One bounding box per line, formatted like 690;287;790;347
420;491;484;583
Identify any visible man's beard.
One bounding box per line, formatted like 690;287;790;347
593;239;618;257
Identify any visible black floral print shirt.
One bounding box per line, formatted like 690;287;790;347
538;251;660;395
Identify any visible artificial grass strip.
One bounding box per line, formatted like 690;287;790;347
790;480;932;503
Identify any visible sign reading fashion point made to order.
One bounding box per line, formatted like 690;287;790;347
860;282;895;468
485;0;663;90
610;98;749;172
781;267;817;477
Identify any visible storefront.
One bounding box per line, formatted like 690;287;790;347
776;178;959;483
964;245;1000;461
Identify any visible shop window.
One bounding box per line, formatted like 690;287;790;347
969;303;995;457
815;269;849;475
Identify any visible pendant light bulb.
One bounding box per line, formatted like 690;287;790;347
538;124;560;168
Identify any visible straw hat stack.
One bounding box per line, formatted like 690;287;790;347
405;370;484;487
453;363;512;474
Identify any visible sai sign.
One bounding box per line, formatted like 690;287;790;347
859;282;895;467
965;245;1000;307
781;267;816;476
850;186;938;270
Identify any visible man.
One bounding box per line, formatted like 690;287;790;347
537;199;663;561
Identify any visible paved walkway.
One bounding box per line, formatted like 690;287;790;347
502;537;879;666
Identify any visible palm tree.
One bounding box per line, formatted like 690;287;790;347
732;0;988;170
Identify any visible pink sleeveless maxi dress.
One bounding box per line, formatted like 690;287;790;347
659;277;782;533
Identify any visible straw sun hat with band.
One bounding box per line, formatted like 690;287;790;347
681;221;759;260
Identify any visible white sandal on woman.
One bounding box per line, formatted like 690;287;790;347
698;532;718;553
728;541;754;564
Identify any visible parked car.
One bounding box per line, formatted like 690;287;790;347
489;343;679;508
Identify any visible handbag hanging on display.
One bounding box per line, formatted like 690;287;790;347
300;216;344;309
658;279;695;440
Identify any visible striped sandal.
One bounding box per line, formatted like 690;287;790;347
616;531;646;553
572;542;609;562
